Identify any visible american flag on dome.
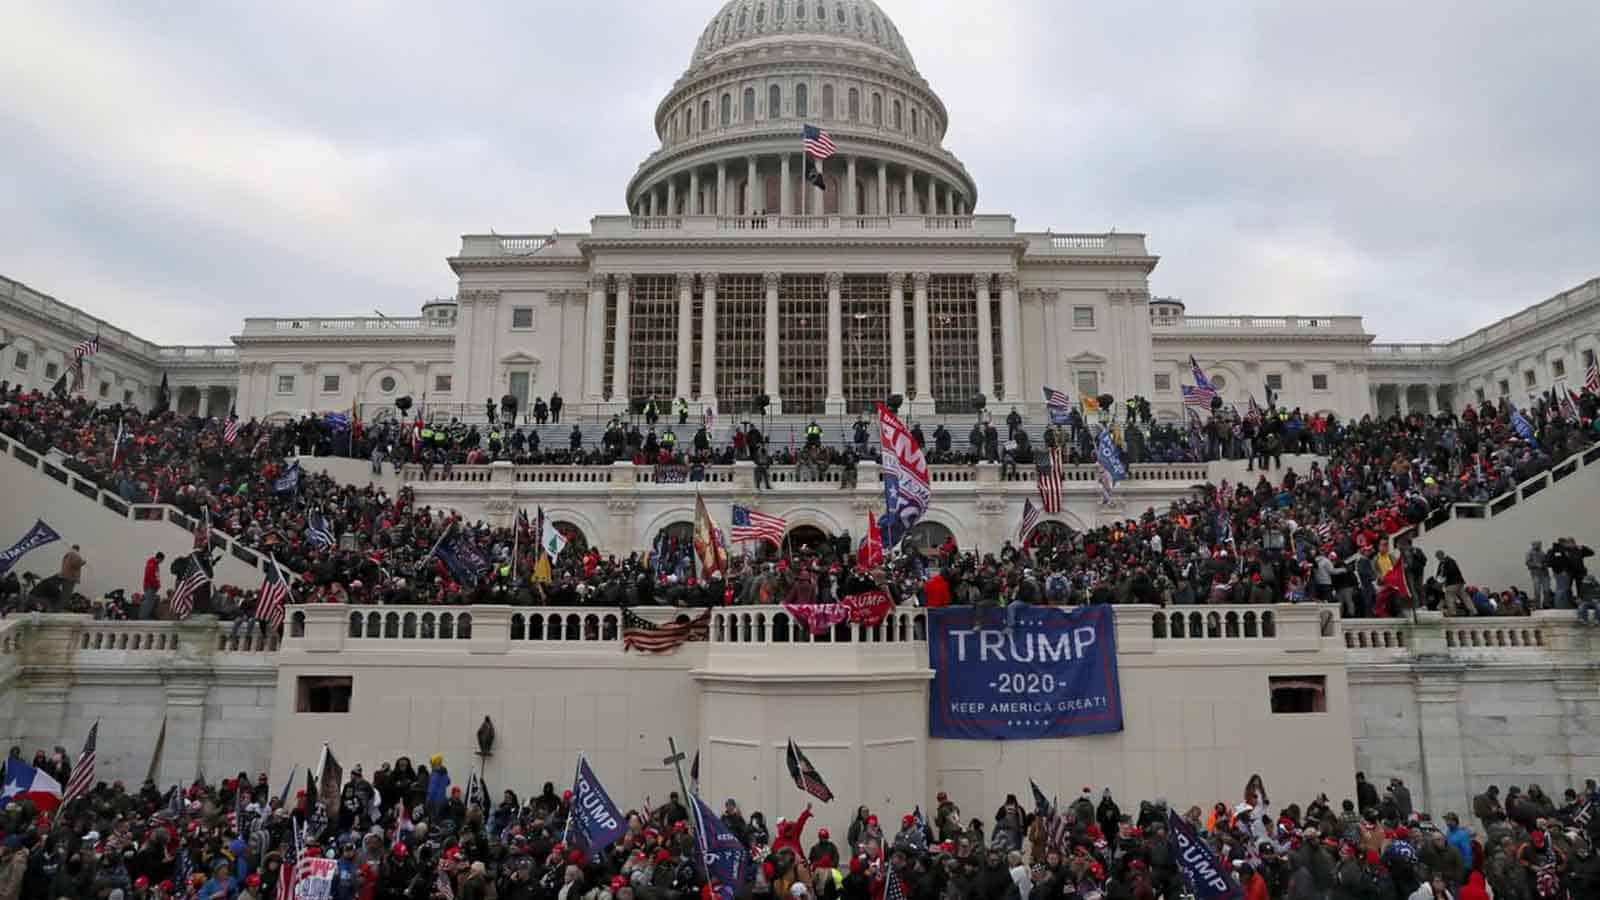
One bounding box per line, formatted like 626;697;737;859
255;554;291;633
171;554;209;619
729;505;787;546
1018;498;1041;542
60;721;98;807
1036;446;1063;514
621;608;711;654
802;124;836;160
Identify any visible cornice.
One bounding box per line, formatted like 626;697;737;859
574;236;1027;254
1150;332;1375;346
1019;255;1160;274
448;256;586;275
232;334;454;346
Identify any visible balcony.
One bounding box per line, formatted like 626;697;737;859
587;213;1019;241
237;317;453;338
1152;314;1367;335
156;345;238;365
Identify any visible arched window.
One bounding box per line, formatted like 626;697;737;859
872;92;883;126
700;100;709;131
737;5;747;30
815;2;825;21
795;83;808;118
721;14;732;39
905;521;955;555
821;83;834;118
911;107;918;136
796;0;805;20
720;92;731;126
670;115;678;140
892;99;902;129
743;87;755;121
769;84;781;119
776;0;785;22
848;87;859;121
835;3;846;24
755;2;765;25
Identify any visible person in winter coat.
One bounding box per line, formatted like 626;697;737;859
993;796;1029;852
772;805;815;858
1457;871;1490;900
809;829;840;868
425;754;451;818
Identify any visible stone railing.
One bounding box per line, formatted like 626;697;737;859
1020;232;1152;257
584;214;1018;240
239;317;451;336
0;614;280;674
1153;315;1366;334
155;346;238;363
1342;610;1590;665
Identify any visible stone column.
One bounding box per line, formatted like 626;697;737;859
611;274;632;408
764;271;782;413
699;273;719;410
845;156;857;215
717;161;728;216
826;271;845;413
889;273;907;397
689;168;701;215
975;274;995;402
746;156;758;215
586;275;607;402
675;273;694;403
197;388;211;420
912;271;932;412
926;177;936;216
645;190;655;217
877;161;888;215
780;154;792;215
903;168;916;214
999;273;1021;403
666;177;677;216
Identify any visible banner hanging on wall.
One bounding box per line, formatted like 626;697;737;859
926;605;1123;740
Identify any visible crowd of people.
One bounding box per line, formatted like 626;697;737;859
1;381;1595;624
5;748;1600;900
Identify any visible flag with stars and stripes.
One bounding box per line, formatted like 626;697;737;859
1035;446;1062;514
171;554;209;619
72;335;101;359
1018;498;1041;542
60;721;98;807
730;505;787;546
255;554;291;633
802;124;836;160
1041;385;1071;424
1183;354;1217;409
883;861;909;900
223;408;240;444
1587;361;1600;394
621;608;711;654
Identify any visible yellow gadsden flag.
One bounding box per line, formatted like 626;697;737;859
693;494;727;577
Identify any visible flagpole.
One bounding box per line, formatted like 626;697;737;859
663;737;708;883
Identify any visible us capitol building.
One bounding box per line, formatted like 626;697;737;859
4;0;1597;432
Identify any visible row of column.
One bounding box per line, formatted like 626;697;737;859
584;272;1021;413
633;154;968;218
1370;382;1451;417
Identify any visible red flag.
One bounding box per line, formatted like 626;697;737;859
859;511;884;568
1375;563;1411;617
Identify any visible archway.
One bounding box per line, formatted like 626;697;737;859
904;521;955;556
549;520;588;559
766;524;830;560
1024;520;1076;553
651;522;695;572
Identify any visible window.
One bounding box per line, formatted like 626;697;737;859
1210;374;1227;391
821;83;833;118
11;351;27;372
434;374;453;393
892;99;902;129
769;84;781;119
795;83;807;117
1312;373;1329;391
1524;369;1536;388
720;93;731;126
1498;379;1510;396
321;374;341;393
848;87;859;121
276;374;295;394
379;375;397;393
872;92;882;126
1076;370;1099;398
1474;387;1485;402
1552;358;1566;378
700;99;709;131
911;107;919;135
1153;373;1171;392
1269;675;1326;714
1072;306;1095;328
296;675;352;713
98;382;109;398
742;87;755;121
796;0;805;19
44;362;58;379
123;390;133;405
512;306;535;329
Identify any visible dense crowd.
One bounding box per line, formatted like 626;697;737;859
6;748;1600;900
1;382;1596;623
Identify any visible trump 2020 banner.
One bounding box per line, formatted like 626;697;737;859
1168;808;1242;900
566;755;628;860
927;605;1123;740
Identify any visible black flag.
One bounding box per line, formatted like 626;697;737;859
805;158;826;190
157;373;171;411
50;371;69;398
786;738;834;802
689;750;700;792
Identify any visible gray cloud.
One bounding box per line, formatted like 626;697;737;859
0;0;1594;345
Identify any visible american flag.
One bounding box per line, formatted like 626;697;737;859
72;335;100;359
802;124;837;160
1018;498;1041;542
1587;361;1600;395
1041;385;1071;410
276;814;302;900
1184;354;1217;408
621;608;711;654
883;861;908;900
1035;446;1062;514
1314;521;1333;541
223;410;240;444
255;554;291;633
729;504;787;546
60;721;98;807
171;554;209;619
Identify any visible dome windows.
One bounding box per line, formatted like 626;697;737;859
869;12;879;37
721;14;732;39
871;91;882;126
796;1;805;20
768;84;781;119
737;5;746;30
835;2;846;24
892;98;901;130
815;3;826;24
743;87;755;121
720;92;731;126
795;83;808;117
854;6;864;30
755;3;764;25
700;99;710;131
821;83;834;119
911;107;918;136
848;87;860;121
775;0;785;22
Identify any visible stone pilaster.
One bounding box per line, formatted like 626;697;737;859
1413;664;1469;816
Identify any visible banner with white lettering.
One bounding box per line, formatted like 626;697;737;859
926;605;1123;740
1168;808;1242;900
290;857;338;899
566;755;628;861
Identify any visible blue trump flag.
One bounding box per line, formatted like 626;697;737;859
273;461;302;494
0;520;61;576
565;755;628;861
690;793;749;900
435;527;490;586
1509;407;1538;447
1095;428;1128;484
1169;808;1242;900
927;605;1123;740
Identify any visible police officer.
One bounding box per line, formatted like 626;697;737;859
643;396;660;425
662;428;677;453
677;396;690;424
805;419;823;448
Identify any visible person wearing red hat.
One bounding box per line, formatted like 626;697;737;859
808;827;840;867
771;802;814;858
935;792;963;843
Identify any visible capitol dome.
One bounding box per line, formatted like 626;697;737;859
691;0;918;75
625;0;975;217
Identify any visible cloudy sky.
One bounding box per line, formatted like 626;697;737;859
2;0;1595;345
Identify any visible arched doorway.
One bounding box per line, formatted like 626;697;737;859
904;521;955;556
772;524;831;559
1024;520;1075;553
549;520;588;559
651;522;695;572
